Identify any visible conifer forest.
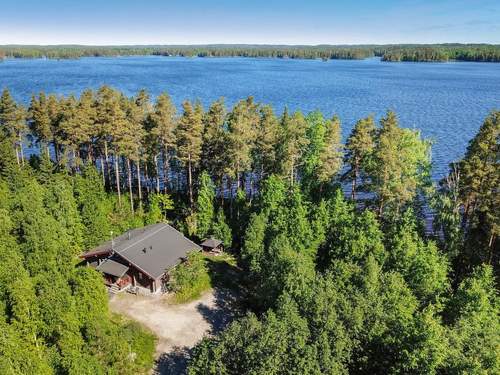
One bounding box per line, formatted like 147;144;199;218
0;85;498;373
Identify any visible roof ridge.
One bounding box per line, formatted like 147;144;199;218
163;222;200;249
116;224;167;254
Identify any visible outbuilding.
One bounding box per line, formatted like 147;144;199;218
200;237;224;254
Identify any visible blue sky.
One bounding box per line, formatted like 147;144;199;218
1;0;498;45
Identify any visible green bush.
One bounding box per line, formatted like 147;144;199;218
168;251;211;303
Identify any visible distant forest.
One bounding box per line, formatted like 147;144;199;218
0;44;499;62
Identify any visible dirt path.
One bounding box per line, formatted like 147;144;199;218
109;288;238;374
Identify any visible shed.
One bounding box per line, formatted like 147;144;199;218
200;237;224;254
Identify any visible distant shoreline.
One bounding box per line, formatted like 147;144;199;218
1;55;499;65
1;43;499;62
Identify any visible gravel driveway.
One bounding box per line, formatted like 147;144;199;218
109;287;239;374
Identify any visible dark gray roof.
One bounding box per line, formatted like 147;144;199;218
83;223;201;280
201;238;223;248
96;259;129;278
82;226;153;258
114;223;201;279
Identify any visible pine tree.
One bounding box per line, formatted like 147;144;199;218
59;95;88;169
317;115;343;183
96;86;122;192
77;89;97;163
226;97;259;190
201;98;228;188
371;111;431;217
150;92;177;193
278;110;309;184
176;101;204;209
125;92;149;210
253;105;279;179
0;89;28;165
344;116;376;200
46;94;62;162
29;92;52;157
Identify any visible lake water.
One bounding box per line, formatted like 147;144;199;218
1;56;499;179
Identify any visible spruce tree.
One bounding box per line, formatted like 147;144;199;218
195;171;216;239
457;111;499;265
211;208;232;248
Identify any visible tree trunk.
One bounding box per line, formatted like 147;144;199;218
100;157;106;187
163;147;169;193
19;135;25;166
228;176;233;219
76;148;82;170
220;178;225;206
488;234;496;264
126;158;134;213
378;198;384;217
88;142;94;165
72;148;78;172
249;177;254;203
114;155;121;206
53;138;60;163
144;162;150;194
136;159;142;210
104;141;111;189
188;155;194;209
154;154;160;194
14;145;20;166
351;163;358;201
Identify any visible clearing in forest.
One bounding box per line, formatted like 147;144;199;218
109;256;242;374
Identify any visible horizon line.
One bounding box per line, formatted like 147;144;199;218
1;42;499;47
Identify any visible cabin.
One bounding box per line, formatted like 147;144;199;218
200;237;224;254
80;223;201;294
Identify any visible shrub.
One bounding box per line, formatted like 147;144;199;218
168;251;211;303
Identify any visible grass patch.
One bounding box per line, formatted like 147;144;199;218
111;313;157;374
168;252;240;304
204;253;242;290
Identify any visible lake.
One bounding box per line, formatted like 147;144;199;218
1;56;499;179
